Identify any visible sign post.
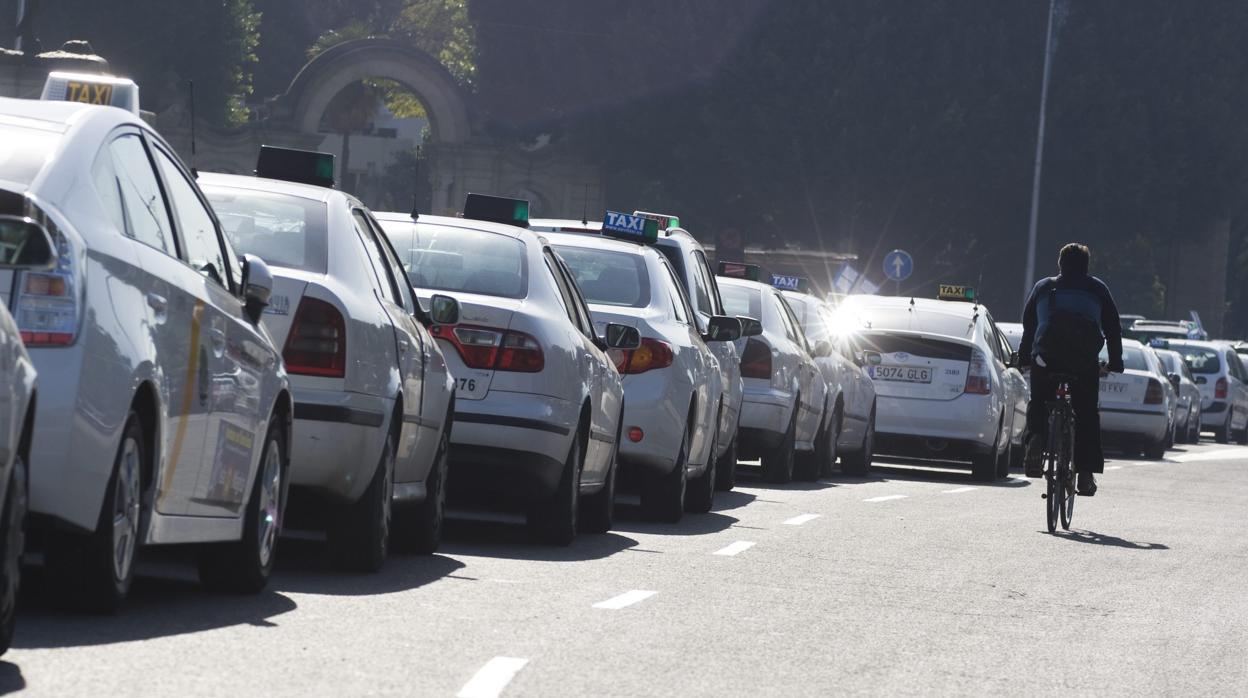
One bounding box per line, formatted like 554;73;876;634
882;249;913;296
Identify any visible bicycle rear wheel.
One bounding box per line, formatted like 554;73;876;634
1045;457;1059;533
1059;411;1076;531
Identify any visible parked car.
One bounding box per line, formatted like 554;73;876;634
832;293;1028;481
1169;340;1248;444
716;266;828;482
374;198;635;545
0;96;292;611
1154;347;1202;444
202;153;457;572
1098;340;1174;458
0;215;56;652
779;284;877;476
535;214;740;519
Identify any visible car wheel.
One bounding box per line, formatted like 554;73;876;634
46;413;145;613
1188;410;1201;443
685;408;719;514
642;422;688;522
841;408;875;477
971;423;1004;482
581;418;620;534
1238;419;1248;446
528;430;581;545
996;432;1013;480
818;405;842;479
1143;433;1167;460
199;420;285;593
0;450;27;654
714;421;739;492
762;410;797;484
1215;410;1232;444
394;427;450;555
327;429;395;572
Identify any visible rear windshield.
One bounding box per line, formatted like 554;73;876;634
720;283;761;320
552;245;649;308
855;305;975;339
784;294;827;340
1098;345;1149;371
0;121;62;186
205;187;328;273
1156;351;1180;374
1171;344;1221;374
381;221;527;299
854;332;973;362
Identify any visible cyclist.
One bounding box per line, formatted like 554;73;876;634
1018;243;1124;496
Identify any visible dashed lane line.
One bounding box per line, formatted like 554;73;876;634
1169;448;1245;463
592;590;657;610
863;495;908;503
457;657;529;698
783;514;821;526
713;541;756;556
942;487;977;494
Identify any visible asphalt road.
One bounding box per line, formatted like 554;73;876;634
6;440;1247;696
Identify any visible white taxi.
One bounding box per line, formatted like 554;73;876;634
0;96;292;611
534;213;740;520
1154;347;1202;444
374;196;634;545
716;266;827;483
1097;340;1173;458
834;291;1027;481
1169;339;1248;444
0;215;56;652
202;151;456;572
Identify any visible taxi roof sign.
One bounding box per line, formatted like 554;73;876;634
771;274;810;293
601;211;659;243
717;261;762;282
632;210;680;232
464;194;530;228
256;146;335;188
41;71;140;115
937;284;976;302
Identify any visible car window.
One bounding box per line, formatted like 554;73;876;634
1099;345;1150;371
775;294;807;350
543;249;582;330
206;187;329;274
108;134;175;255
353;209;401;304
384;222;528;299
688;250;715;317
551;245;649;308
90;148;128;236
554;254;596;338
152;145;229;286
694;250;725;315
366;213;420;315
1228;351;1243;380
660;258;694;326
720;282;761;320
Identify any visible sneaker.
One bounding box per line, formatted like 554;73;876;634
1077;472;1097;496
1023;433;1044;478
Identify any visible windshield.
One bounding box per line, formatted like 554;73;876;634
552;245;649;308
720;283;761;320
205;187;328;273
380;221;527;299
0;122;61;187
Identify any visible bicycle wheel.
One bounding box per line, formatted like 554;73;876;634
1044;455;1059;534
1059;411;1076;531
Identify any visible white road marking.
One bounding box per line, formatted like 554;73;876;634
592;590;657;610
457;657;529;698
1106;465;1123;471
1170;448;1244;463
783;514;821;525
713;541;756;556
864;495;908;503
942;486;977;494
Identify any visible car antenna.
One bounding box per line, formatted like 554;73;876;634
581;182;589;226
185;79;198;178
410;192;420;221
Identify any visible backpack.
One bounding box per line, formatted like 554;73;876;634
1040;286;1104;370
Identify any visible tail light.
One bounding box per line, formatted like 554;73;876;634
612;338;674;375
16;236;79;347
964;349;991;395
283;297;346;377
431;324;545;373
1145;378;1165;405
1215;377;1228;399
740;338;772;379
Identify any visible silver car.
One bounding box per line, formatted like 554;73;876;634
1098;340;1173;458
1169;340;1248;444
1154;347;1202;444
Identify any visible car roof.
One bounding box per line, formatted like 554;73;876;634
0;96;101;126
529;218;603;233
845;294;985;319
373;210;531;242
540;230;658;256
197;171;336;203
717;276;775;294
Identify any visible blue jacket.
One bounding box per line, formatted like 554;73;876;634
1018;273;1122;367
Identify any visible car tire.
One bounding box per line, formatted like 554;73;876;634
46;413;145;613
1187;410;1201;443
762;410;797;484
199;420;285;593
0;450;28;654
685;409;719;514
528;430;581;545
818;405;842;479
841;408;875;477
714;421;739;492
996;433;1013;480
971;423;1004;482
581;418;620;534
327;429;395;573
1143;433;1167;460
643;423;687;522
394;427;450;555
1237;420;1248;446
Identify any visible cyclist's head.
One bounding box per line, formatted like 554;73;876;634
1058;243;1090;276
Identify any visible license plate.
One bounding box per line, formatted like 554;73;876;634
870;365;932;383
1100;383;1126;394
454;371;490;400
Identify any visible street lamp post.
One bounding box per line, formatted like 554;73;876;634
1023;0;1059;302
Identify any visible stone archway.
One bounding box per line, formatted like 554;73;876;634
278;38;470;144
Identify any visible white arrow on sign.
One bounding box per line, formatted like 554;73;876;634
891;255;905;276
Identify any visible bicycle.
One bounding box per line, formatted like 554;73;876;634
1041;373;1078;533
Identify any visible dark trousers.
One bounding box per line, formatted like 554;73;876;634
1026;363;1104;474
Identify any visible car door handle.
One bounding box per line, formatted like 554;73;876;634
147;293;167;313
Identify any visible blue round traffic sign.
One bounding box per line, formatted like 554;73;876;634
883;249;913;282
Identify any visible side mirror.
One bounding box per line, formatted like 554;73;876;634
1006;351;1020;369
240;254;273;324
0;215;56;270
814;340;833;358
430;294;460;325
737;316;763;338
604;323;641;350
703;315;742;343
1167;373;1181;390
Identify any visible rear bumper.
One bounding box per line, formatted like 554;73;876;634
874;434;996;462
875;393;999;449
448;390;577;501
1101;407;1167;442
289;388;393;502
737;387;795;458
